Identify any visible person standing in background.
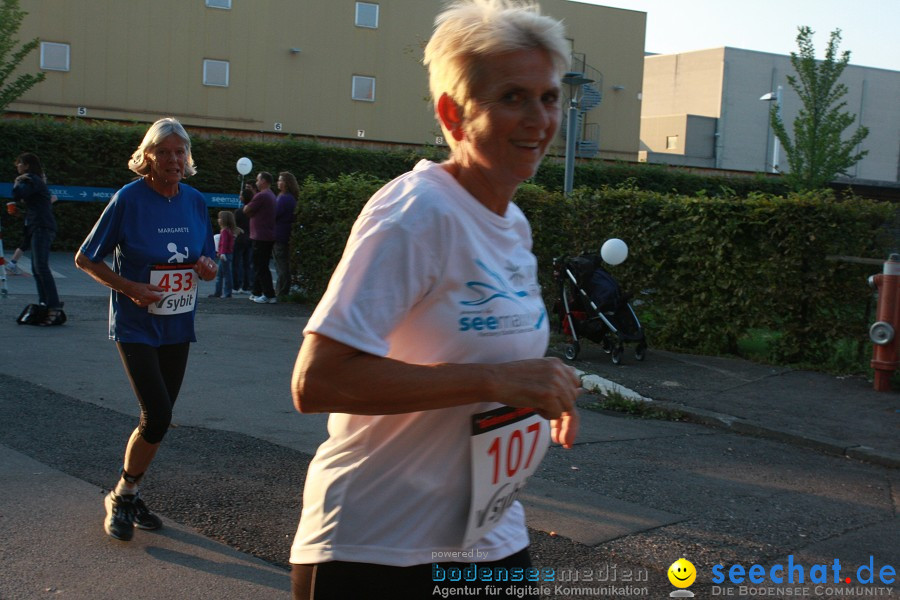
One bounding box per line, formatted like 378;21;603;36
209;210;241;298
243;172;276;304
232;184;254;294
12;152;65;325
273;171;299;299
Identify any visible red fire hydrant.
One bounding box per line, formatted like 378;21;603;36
868;253;900;392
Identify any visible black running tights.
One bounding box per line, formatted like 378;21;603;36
116;341;190;445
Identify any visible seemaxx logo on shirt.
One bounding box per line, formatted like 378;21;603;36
457;259;544;335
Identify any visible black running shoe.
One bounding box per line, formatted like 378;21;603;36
103;492;135;541
132;494;163;531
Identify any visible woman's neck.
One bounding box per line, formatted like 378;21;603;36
145;175;179;199
441;160;512;216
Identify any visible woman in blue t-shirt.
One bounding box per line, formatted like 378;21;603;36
75;118;217;542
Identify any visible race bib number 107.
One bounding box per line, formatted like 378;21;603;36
463;406;549;548
148;265;198;315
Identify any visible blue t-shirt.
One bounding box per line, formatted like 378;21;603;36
80;178;216;346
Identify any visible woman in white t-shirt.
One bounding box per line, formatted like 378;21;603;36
290;1;581;598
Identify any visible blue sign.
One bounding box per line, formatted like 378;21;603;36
203;193;242;208
0;183;240;208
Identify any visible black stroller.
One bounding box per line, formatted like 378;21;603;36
553;252;647;364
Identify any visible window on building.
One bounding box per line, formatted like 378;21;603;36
40;42;70;72
203;59;230;87
205;0;231;8
666;135;678;150
355;2;379;28
352;75;375;102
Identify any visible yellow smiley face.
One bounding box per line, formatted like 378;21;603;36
668;558;697;588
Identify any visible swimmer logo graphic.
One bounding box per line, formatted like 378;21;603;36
668;558;697;598
461;259;529;307
166;242;189;263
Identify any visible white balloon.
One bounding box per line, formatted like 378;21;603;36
601;238;628;265
236;157;253;175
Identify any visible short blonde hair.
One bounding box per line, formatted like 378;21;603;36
424;0;569;120
128;117;197;177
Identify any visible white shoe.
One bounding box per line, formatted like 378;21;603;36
268;297;277;304
249;295;260;301
252;295;269;304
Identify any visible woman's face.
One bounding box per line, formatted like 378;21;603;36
145;134;187;186
277;176;286;192
458;47;561;189
14;160;27;175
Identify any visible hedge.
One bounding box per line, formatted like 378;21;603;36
2;117;897;369
0;116;832;253
293;174;896;368
1;116;794;197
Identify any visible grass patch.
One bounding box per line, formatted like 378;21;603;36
737;329;874;377
583;390;686;421
736;328;781;361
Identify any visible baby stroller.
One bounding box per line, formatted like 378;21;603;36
553;252;647;364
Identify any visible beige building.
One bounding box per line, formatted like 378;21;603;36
640;47;900;184
10;0;646;161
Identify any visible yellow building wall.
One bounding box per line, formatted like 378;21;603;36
10;0;644;159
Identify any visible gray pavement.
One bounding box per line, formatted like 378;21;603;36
0;252;897;600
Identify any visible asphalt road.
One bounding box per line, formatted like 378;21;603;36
0;255;897;600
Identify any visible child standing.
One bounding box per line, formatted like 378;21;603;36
210;211;241;298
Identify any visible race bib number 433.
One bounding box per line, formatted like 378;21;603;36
464;406;549;547
148;265;198;315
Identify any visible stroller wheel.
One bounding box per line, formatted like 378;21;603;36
634;342;647;361
611;344;624;365
600;336;613;354
564;342;580;361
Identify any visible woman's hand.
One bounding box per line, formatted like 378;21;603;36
193;256;217;281
492;357;582;420
75;250;167;308
126;282;165;308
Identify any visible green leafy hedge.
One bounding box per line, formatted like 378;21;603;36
291;174;386;299
293;174;896;368
0;117;439;249
2;117;896;369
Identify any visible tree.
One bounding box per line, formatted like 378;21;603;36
0;0;45;113
770;26;869;191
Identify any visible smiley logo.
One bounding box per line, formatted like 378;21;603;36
668;558;697;588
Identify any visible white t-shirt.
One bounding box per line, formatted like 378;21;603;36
290;160;550;567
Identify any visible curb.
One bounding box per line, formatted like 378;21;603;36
576;370;900;470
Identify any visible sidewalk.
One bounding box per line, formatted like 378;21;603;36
561;343;900;469
0;252;897;599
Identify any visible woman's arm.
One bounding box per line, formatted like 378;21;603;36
74;250;164;307
12;175;35;206
291;332;581;446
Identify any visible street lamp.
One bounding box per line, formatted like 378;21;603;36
759;85;783;173
562;72;594;195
